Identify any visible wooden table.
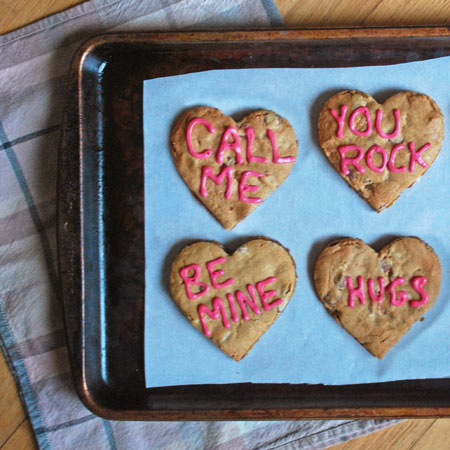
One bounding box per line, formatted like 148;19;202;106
0;1;449;449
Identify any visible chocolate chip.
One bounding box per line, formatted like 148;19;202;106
226;156;236;166
356;189;368;198
334;274;346;289
389;136;404;144
381;259;392;272
324;292;337;305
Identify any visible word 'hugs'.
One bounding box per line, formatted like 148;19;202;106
345;275;429;308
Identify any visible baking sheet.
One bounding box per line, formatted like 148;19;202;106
144;57;449;388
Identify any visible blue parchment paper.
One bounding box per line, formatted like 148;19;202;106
144;57;449;388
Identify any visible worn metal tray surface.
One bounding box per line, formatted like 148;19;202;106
57;28;450;420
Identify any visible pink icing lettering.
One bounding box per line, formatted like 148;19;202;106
388;144;407;173
346;276;366;307
235;286;261;322
368;277;386;303
186;118;215;159
410;276;429;308
344;275;430;309
330;105;348;138
365;145;388;173
216;126;244;165
408;142;431;172
375;109;401;139
339;145;366;175
389;277;409;306
255;277;283;311
180;264;210;300
238;171;265;204
245;126;268;163
349;106;373;137
206;257;235;290
226;292;240;322
200;165;234;199
267;129;296;164
198;297;231;337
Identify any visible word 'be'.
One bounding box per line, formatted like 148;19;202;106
180;256;284;336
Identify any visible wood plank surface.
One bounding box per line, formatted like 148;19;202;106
0;351;27;448
0;0;449;449
2;419;36;450
277;0;450;27
0;0;84;34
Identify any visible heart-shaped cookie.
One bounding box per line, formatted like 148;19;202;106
314;237;442;359
170;238;297;361
171;106;298;229
318;91;444;211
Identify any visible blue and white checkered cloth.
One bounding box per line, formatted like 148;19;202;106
0;0;397;448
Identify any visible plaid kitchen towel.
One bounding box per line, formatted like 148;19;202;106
0;0;398;448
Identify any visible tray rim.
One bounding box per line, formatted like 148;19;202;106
58;26;450;421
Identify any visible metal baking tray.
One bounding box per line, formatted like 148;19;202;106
57;28;450;420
